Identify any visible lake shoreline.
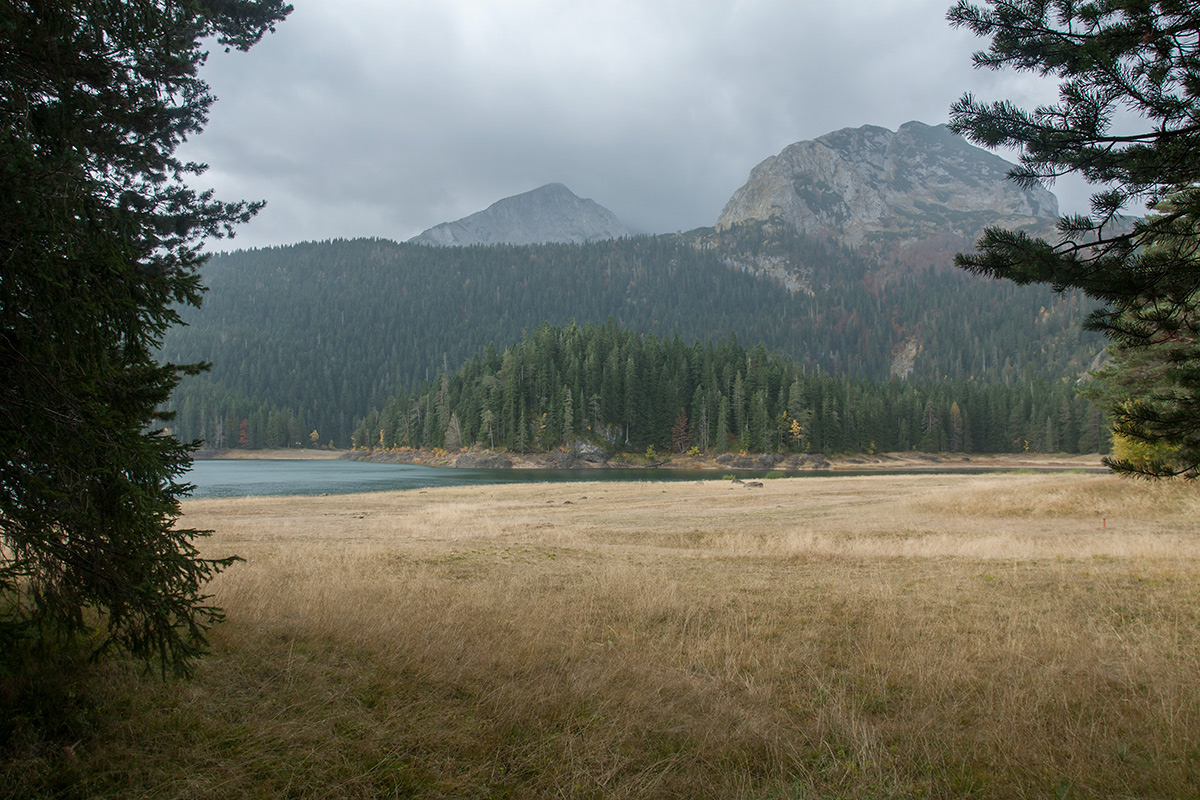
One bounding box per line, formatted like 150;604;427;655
194;447;345;460
196;445;1106;473
340;446;1106;472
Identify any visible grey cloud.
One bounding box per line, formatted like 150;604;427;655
182;0;1094;252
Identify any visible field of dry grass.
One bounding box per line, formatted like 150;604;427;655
4;472;1199;798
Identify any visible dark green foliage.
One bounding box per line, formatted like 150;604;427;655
948;0;1200;476
357;321;1106;457
160;226;1105;448
0;1;289;678
1082;283;1200;477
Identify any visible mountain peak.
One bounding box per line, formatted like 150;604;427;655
717;121;1059;250
410;183;630;247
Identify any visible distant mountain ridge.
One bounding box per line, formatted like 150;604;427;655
717;121;1059;256
409;182;630;246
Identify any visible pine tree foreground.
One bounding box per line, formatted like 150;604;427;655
948;0;1200;478
0;2;290;679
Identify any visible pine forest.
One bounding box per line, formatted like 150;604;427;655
159;224;1108;455
355;321;1108;456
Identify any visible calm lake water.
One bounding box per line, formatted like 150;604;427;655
184;459;780;498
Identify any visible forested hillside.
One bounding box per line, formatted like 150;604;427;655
159;225;1105;448
356;321;1108;456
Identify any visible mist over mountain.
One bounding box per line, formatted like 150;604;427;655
409;183;631;246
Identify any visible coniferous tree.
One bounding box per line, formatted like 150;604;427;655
949;401;966;452
0;1;290;676
562;386;574;446
732;372;747;445
948;0;1200;476
446;412;464;451
716;395;731;452
671;408;691;453
693;391;711;452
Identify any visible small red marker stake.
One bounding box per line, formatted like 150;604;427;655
1102;518;1106;529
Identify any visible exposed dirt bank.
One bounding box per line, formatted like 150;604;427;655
194;447;346;460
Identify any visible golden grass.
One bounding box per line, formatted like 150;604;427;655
4;473;1198;798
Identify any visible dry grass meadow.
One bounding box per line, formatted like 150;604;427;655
5;472;1199;798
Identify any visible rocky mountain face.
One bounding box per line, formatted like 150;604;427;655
409;183;630;246
716;121;1059;258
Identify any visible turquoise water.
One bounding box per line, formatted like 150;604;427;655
184;459;776;498
184;458;1073;498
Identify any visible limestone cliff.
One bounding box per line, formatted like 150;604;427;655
410;183;630;247
716;121;1058;254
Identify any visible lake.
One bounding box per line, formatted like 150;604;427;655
184;459;780;498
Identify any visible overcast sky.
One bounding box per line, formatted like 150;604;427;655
181;0;1094;251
